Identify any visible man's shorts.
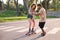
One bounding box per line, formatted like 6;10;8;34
39;22;45;28
27;14;33;19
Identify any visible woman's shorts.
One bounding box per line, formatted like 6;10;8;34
39;22;45;28
27;14;33;19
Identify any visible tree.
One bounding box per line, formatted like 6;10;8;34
23;0;28;13
51;0;59;10
14;0;20;16
42;0;51;9
28;0;35;7
1;0;4;9
19;4;26;16
6;0;16;10
6;0;10;9
0;0;2;10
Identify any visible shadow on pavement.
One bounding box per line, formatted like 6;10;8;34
31;34;43;40
14;34;28;40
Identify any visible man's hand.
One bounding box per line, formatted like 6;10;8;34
33;12;40;16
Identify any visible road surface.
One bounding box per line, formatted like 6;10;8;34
0;18;60;40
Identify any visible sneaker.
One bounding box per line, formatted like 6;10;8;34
26;32;32;35
41;32;46;36
32;31;36;34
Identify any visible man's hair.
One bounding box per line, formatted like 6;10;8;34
37;4;42;7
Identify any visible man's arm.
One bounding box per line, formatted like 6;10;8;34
33;12;40;16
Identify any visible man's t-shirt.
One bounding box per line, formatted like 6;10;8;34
38;7;46;22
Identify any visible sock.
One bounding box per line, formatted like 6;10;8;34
29;28;31;32
32;28;34;32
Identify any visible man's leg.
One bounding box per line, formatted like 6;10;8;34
41;28;46;36
39;22;46;36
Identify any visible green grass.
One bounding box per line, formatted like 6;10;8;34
0;10;27;22
0;10;58;22
34;16;58;19
0;16;58;22
0;17;27;22
47;16;58;18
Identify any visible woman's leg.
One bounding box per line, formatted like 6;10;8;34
26;18;32;35
28;18;32;32
31;19;36;34
32;19;35;30
33;19;35;27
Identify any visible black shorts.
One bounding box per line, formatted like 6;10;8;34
39;22;45;28
27;14;33;19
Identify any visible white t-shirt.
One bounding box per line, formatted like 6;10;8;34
38;7;46;22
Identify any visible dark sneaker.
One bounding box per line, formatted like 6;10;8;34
41;32;46;36
26;28;32;35
32;31;36;34
26;32;32;35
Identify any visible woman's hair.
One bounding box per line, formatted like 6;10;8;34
31;4;36;8
30;4;36;10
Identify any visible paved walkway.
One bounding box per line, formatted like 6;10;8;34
0;18;60;40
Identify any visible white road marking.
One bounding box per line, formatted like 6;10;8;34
47;28;60;34
17;27;47;32
3;27;27;31
0;26;47;33
0;26;15;30
1;26;60;35
16;27;47;33
0;26;5;28
16;28;28;32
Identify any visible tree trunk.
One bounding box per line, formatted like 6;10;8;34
0;0;2;10
2;0;4;9
23;0;28;13
7;0;10;9
14;0;20;16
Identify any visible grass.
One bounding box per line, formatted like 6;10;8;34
0;16;58;22
47;16;58;18
0;10;26;22
0;10;58;22
0;17;27;22
34;16;58;19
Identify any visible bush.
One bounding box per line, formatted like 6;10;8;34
0;10;16;17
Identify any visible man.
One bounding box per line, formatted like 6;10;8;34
34;4;46;36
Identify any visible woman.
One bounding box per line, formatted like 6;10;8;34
26;4;36;35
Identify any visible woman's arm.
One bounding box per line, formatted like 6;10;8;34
33;12;40;16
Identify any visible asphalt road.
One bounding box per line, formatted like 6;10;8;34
0;18;60;40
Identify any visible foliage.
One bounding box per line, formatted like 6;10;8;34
0;10;16;17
